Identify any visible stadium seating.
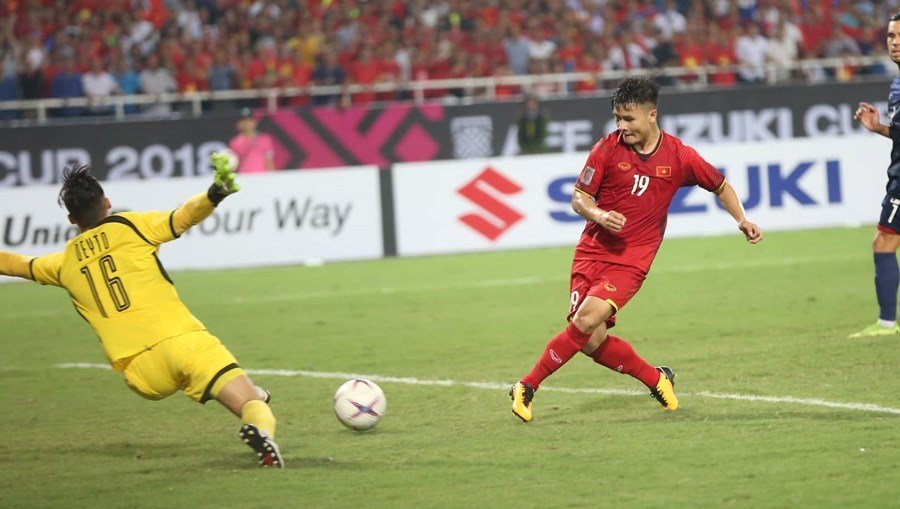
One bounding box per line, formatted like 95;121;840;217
0;0;897;117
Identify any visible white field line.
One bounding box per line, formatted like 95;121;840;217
55;362;900;416
225;252;859;304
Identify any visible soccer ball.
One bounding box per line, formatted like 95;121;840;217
217;148;240;171
333;379;386;431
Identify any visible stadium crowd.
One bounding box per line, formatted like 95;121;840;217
1;0;899;117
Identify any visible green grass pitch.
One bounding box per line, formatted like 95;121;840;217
1;226;898;508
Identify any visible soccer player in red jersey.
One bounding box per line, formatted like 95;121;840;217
510;76;763;422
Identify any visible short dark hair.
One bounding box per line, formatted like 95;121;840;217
611;75;660;109
891;11;900;22
59;164;106;227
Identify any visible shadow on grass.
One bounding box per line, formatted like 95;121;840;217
204;452;362;470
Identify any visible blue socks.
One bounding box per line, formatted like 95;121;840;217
873;252;899;322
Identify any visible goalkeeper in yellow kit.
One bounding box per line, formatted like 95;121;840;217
0;154;283;468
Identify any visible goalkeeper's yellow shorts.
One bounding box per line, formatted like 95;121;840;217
121;331;245;403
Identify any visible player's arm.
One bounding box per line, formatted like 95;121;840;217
170;152;241;236
685;145;761;244
571;189;625;234
714;182;763;244
571;139;624;233
0;250;64;285
0;251;35;280
855;102;890;138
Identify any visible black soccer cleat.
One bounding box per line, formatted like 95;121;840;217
239;424;284;468
649;366;679;411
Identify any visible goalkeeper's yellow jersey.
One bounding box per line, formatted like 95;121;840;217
30;211;206;371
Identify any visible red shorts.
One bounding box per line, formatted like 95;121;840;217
568;259;647;328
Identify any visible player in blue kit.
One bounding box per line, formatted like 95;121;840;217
851;11;900;338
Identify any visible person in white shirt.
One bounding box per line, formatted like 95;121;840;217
528;31;557;61
82;60;121;115
139;54;177;115
607;31;651;71
736;23;770;83
654;0;687;40
766;20;800;82
177;0;203;41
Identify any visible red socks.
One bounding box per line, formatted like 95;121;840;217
589;334;660;388
520;328;660;391
521;323;591;390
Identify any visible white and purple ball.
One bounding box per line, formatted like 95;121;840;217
217;148;240;171
333;379;386;431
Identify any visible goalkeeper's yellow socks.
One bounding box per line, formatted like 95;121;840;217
241;400;276;437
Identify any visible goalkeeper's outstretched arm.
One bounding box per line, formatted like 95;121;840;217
0;251;34;280
171;152;241;236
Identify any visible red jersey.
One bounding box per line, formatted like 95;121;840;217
574;130;725;273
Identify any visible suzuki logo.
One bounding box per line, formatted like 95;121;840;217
458;167;524;241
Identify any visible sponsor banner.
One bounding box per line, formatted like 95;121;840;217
0;80;890;185
0;116;234;186
0;166;382;281
393;134;888;257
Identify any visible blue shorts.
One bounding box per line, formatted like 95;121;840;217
878;194;900;234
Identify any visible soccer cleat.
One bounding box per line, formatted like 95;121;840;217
649;366;678;411
239;424;284;468
847;322;900;339
509;381;535;422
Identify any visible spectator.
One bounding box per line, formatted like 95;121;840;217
767;20;800;82
5;0;900;115
574;50;603;94
503;24;531;75
528;59;559;97
139;53;177;115
113;58;141;113
654;0;688;40
229;108;276;174
735;23;769;83
82;59;120;115
285;47;314;105
20;32;44;100
708;29;738;87
650;28;679;86
177;0;203;41
208;50;235;91
176;63;209;94
527;29;556;62
0;39;22;120
517;94;548;155
823;24;861;59
350;47;380;104
311;50;347;106
608;31;652;71
677;32;706;82
50;55;84;117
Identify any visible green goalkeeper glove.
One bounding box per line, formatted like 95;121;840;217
208;152;241;204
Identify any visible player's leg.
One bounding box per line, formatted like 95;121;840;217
178;332;283;467
522;295;612;387
510;294;612;422
849;209;900;338
581;326;677;410
576;266;677;410
215;375;284;468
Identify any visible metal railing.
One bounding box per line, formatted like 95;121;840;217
0;55;892;124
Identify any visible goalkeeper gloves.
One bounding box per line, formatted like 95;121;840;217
208;152;241;205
